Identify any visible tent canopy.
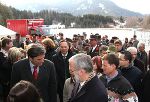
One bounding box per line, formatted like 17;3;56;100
0;25;16;39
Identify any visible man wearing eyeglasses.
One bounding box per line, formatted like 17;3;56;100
119;51;142;102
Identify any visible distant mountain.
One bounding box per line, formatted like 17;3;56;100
15;0;143;17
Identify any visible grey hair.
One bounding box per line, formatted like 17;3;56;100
137;42;145;48
127;47;137;53
69;53;93;73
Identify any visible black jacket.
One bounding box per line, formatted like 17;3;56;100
45;47;56;61
52;50;74;101
69;76;108;102
119;64;143;102
10;58;57;102
100;71;135;101
88;45;100;58
142;70;150;102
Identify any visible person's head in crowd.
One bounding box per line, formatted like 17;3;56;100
92;56;103;74
114;39;123;52
1;37;5;40
128;41;133;47
31;34;38;43
133;34;137;40
41;35;46;40
48;36;55;41
8;47;22;63
77;34;81;41
25;35;31;41
7;35;11;39
42;38;56;50
7;80;42;102
59;33;64;40
102;53;119;76
89;35;97;47
127;47;137;61
85;39;89;43
137;42;145;52
101;36;106;41
79;35;84;40
105;35;108;39
112;36;118;41
78;34;81;36
69;53;93;82
130;38;133;42
99;45;108;57
119;51;132;67
73;37;78;43
82;43;90;53
107;45;117;54
38;34;42;38
27;43;46;67
66;38;73;43
72;38;78;48
1;37;13;51
109;39;114;45
18;48;27;59
73;34;78;38
125;37;128;43
23;35;31;49
37;34;42;43
83;32;87;39
59;40;70;55
15;33;21;40
95;33;101;40
68;62;77;84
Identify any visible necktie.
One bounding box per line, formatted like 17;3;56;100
33;66;38;80
77;84;82;93
90;47;93;52
63;56;66;60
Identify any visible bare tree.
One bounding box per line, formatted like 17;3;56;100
142;15;150;29
126;16;139;28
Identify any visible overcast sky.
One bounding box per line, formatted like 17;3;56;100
0;0;149;14
111;0;149;14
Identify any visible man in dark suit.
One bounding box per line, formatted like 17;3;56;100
0;38;13;101
142;69;150;102
137;42;148;71
69;53;108;102
10;43;57;102
88;34;100;58
52;40;74;102
114;39;125;53
127;47;145;76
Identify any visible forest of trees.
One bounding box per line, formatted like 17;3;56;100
1;2;150;29
0;2;114;28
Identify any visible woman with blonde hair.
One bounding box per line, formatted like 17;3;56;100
18;48;27;58
7;47;22;63
42;38;56;61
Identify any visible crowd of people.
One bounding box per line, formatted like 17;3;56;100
0;32;149;102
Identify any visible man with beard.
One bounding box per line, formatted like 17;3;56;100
68;53;108;102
